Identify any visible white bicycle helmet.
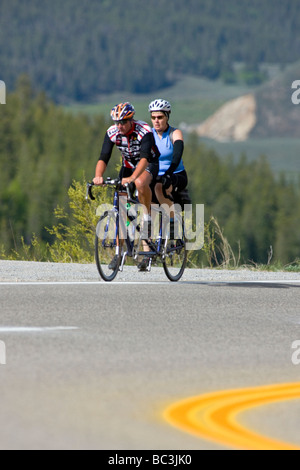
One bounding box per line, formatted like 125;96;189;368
148;99;171;114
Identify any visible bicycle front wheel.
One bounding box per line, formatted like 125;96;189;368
163;238;187;282
95;211;121;282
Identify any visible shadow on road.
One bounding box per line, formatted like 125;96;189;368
181;281;300;289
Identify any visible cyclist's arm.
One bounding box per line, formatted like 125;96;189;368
93;133;114;185
99;132;114;164
140;132;159;161
165;129;184;176
93;160;107;185
122;132;157;184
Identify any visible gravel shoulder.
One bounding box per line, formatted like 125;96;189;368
1;260;300;283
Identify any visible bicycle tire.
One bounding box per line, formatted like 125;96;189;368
163;225;187;282
95;211;121;282
163;239;187;282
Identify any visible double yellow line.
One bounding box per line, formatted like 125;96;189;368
164;383;300;450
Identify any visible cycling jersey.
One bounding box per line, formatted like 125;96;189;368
152;126;185;176
99;120;160;169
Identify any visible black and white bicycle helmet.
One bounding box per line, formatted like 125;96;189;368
148;99;171;114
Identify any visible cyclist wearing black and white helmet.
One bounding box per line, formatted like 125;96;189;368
94;102;160;222
148;99;188;208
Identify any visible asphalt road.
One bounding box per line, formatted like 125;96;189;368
1;277;300;450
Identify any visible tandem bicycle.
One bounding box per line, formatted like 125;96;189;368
86;178;187;282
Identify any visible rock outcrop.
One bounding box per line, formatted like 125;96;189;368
185;61;300;142
191;94;257;142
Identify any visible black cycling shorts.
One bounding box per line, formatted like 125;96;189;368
151;170;188;204
119;162;159;182
170;170;188;192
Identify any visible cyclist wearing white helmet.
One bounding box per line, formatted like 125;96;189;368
148;99;188;211
94;102;160;222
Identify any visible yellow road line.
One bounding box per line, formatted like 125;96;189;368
164;382;300;450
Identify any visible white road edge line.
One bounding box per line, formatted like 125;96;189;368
0;280;299;286
0;326;79;332
0;281;170;286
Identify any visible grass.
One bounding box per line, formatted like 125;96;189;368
201;217;300;273
63;75;254;126
65;98;227;128
240;260;300;273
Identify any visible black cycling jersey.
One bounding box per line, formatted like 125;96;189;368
99;120;160;169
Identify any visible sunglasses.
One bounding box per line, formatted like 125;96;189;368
114;119;129;125
151;115;166;121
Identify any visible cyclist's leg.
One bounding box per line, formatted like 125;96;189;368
156;170;188;239
162;173;188;281
135;169;153;262
155;171;188;207
134;163;159;211
134;171;152;216
172;170;188;193
170;171;189;238
119;166;133;181
135;163;159;269
118;166;134;242
135;162;159;239
155;177;174;224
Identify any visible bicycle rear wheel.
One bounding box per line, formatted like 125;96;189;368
95;211;121;282
163;220;187;282
163;236;187;282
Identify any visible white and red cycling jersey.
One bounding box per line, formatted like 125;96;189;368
99;120;160;169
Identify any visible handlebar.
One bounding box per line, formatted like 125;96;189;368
86;178;136;202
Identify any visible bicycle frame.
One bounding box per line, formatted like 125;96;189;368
118;187;166;271
87;179;140;264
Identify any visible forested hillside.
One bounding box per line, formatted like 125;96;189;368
1;0;300;102
1;80;300;266
0;77;106;248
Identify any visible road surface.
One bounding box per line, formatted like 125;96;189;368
0;261;300;449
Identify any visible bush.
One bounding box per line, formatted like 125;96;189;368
47;178;111;263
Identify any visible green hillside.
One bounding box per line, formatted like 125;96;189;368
1;0;300;101
202;138;300;182
64;75;254;125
